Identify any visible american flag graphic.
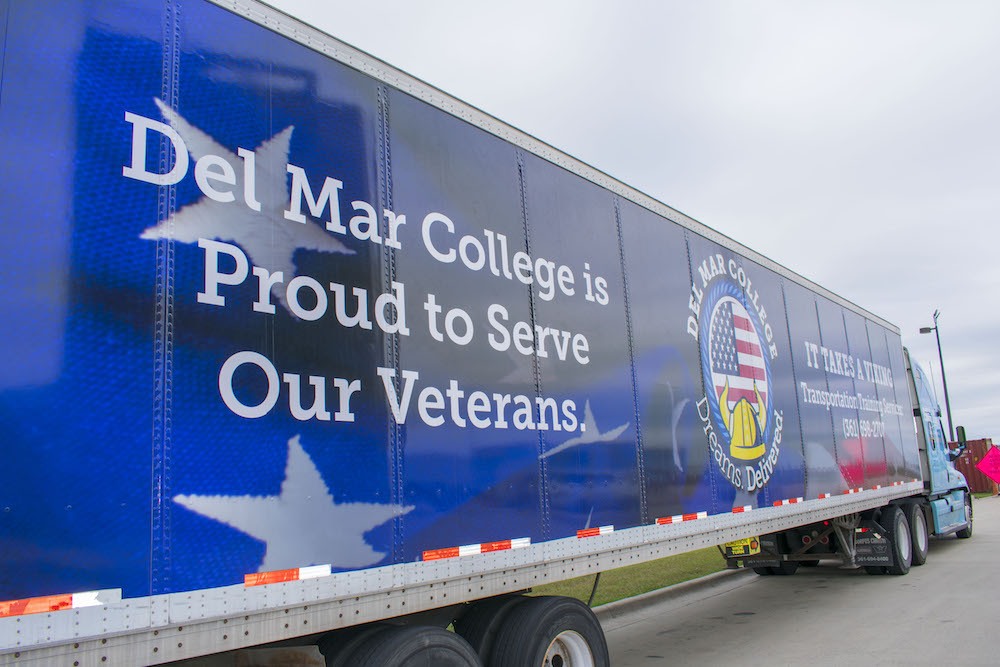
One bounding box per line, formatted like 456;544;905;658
709;297;768;407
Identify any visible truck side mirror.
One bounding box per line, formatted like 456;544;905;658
949;426;968;460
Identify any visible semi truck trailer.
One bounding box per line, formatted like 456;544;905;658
0;0;972;665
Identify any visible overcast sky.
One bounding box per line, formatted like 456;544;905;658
267;0;1000;442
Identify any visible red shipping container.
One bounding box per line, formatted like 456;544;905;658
949;438;998;494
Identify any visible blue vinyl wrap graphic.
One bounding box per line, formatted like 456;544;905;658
0;0;920;602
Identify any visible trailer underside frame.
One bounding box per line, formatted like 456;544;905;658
0;483;921;665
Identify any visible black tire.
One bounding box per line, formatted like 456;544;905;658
883;506;912;576
770;561;799;576
957;495;973;539
907;503;929;566
346;625;480;667
454;594;527;664
800;560;820;567
318;623;392;667
490;596;609;667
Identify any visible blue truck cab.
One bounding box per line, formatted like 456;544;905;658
905;348;973;537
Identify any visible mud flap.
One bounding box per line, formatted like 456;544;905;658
854;519;894;567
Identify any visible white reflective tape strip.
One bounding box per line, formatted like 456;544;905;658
819;493;831;499
695;511;708;520
458;544;482;557
298;565;331;580
510;537;531;549
599;525;614;535
71;592;101;609
71;589;121;609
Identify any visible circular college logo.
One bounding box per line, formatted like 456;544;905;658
689;257;783;492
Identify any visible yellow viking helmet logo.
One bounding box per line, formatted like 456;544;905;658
719;379;767;460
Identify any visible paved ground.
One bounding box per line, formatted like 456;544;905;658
599;495;998;666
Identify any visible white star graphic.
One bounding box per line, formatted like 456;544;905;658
140;98;354;312
539;400;630;459
174;435;413;572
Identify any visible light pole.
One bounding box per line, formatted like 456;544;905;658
919;309;954;441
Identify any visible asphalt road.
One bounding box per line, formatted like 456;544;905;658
599;495;999;666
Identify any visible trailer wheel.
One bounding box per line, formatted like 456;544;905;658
454;594;527;663
907;503;929;566
489;596;609;667
346;625;479;666
770;561;799;576
956;496;973;539
884;506;912;575
753;563;799;575
318;623;391;666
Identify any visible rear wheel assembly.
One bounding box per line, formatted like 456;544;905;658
346;625;480;666
770;561;799;576
907;503;929;566
883;506;912;576
956;495;973;539
752;561;800;576
454;594;527;664
319;623;391;666
489;596;609;667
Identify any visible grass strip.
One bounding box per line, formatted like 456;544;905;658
530;547;727;607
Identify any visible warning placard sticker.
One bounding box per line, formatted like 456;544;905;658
724;537;761;558
975;446;1000;485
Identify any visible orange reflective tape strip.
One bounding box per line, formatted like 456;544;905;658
245;568;299;587
657;511;707;524
576;526;613;538
422;547;461;561
481;539;512;553
422;537;529;561
0;593;73;618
